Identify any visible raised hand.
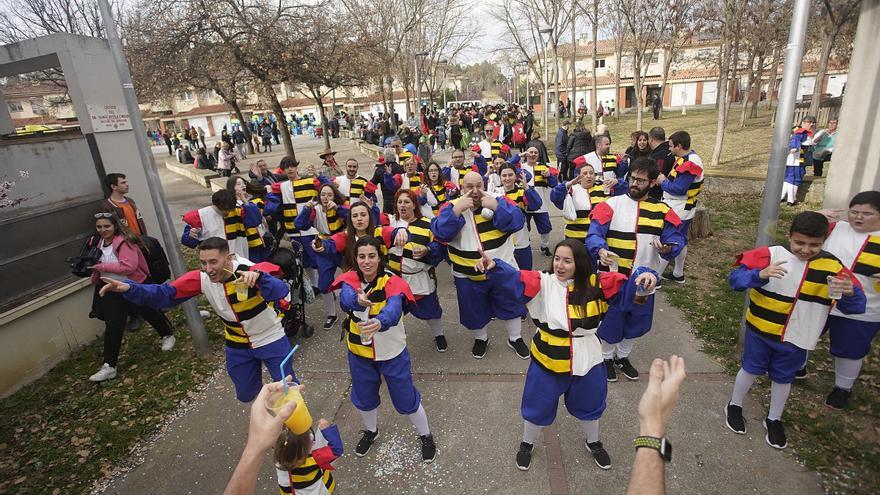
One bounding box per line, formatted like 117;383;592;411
356;288;372;309
236;270;261;288
638;355;687;437
759;261;788;280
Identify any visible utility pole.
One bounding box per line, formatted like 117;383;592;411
97;0;211;355
739;0;811;346
522;60;531;110
414;51;429;120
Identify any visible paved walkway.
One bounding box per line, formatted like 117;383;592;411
102;134;823;494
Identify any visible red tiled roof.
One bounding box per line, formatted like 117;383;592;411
175;103;234;117
1;83;68;99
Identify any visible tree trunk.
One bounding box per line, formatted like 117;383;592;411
711;38;731;167
749;51;766;119
739;49;756;128
590;0;598;132
229;99;255;154
808;27;836;117
552;43;561;129
385;69;398;132
270;95;295;159
315;95;332;151
659;47;674;119
571;20;577;123
767;45;781;112
633;52;644;131
614;40;622;122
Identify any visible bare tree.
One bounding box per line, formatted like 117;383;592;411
583;0;599;132
808;0;860;116
656;0;702;119
418;0;473;107
736;0;785;127
707;0;749;167
0;0;118;43
617;0;665;130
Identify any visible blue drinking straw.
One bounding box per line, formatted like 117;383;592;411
280;344;299;393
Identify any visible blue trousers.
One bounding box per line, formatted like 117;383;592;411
828;315;879;359
226;336;297;402
514;246;533;271
454;276;522;329
348;348;421;414
741;329;806;384
521;361;607;425
410;292;443;320
526;211;552;235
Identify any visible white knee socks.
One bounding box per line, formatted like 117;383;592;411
503;318;522;341
673;246;688;277
359;408;378;432
581;419;600;443
657;259;670;277
781;182;798;203
427;318;444;337
322;292;337;317
835;357;863;390
408;404;431;436
474;326;488;341
617;338;635;358
523;420;543;444
601;341;615;360
305;267;318;288
730;368;758;407
768;382;791;421
540;233;550;248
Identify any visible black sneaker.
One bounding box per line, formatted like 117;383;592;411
472;338;489;359
655;277;663;289
585;440;611;469
541;247;552;257
662;273;685;284
420;434;437;463
434;335;448;353
614;357;639;380
795;365;808;380
763;418;787;449
127;315;142;332
604;359;618;382
323;315;338;331
355;429;379;457
507;338;530;360
725;403;746;434
516;442;533;471
825;386;852;409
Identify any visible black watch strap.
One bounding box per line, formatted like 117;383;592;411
633;436;672;462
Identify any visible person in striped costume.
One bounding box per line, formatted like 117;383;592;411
181;189;263;262
725;212;865;449
780;116;816;206
431;172;529;359
226;176;272;263
98;237;297;402
274;414;343;495
268;157;323;288
333;158;375;202
656;131;704;285
497;163;542;271
587;158;685;380
571;134;625;190
520;147;559;257
422;161;459;217
295;183;350;330
387;189;448;351
474;240;658;471
550;163;610;242
821;191;880;409
330;237;437;463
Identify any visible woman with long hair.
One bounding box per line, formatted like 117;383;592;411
387;189;448;351
89;212;175;382
420;161;457;217
625;131;652;161
329;236;437;463
226;176;271;262
475;239;657;471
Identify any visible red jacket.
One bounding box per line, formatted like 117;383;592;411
90;235;150;285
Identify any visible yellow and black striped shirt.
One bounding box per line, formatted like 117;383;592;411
281;178;319;233
218;264;270;348
388;218;433;275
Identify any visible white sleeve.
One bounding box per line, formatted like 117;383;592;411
562;192;577;221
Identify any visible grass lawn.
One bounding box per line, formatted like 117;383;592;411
0;254;227;495
662;192;879;495
540;106;778;175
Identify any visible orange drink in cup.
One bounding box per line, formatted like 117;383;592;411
267;387;313;434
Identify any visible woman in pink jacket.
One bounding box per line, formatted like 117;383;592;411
89;212;175;382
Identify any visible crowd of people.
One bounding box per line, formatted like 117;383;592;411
86;103;871;494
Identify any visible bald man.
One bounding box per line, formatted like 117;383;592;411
431;172;529;359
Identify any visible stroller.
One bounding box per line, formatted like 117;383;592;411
267;238;316;340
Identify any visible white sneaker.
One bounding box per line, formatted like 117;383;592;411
199;310;211;318
89;363;117;382
161;335;176;352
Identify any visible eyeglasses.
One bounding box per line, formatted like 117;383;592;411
94;212;114;218
631;177;651;185
849;209;878;218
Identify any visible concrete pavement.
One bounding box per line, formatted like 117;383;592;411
101;134;823;494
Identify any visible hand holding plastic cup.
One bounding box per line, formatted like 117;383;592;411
266;386;313;434
235;278;250;300
635;279;656;305
827;275;845;300
360;318;380;345
606;251;620;273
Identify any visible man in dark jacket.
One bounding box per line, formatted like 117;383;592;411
565;122;594;180
523;108;535;143
648;126;675;200
555;120;570;179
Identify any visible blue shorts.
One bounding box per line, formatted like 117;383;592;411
454;276;522;330
514;246;533;271
226;336;297;402
348;348;421;414
521;361;607;425
526;211;552;235
828;315;880;360
741;329;807;384
410;292;443;321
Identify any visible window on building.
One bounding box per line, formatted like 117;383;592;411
30;98;46;115
650;52;659;64
594;58;606;68
7;101;23;113
180;91;194;101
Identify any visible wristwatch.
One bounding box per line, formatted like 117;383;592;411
633;436;672;462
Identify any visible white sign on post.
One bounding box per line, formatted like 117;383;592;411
87;104;132;133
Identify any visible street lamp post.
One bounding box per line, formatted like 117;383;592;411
539;28;553;133
522;60;531;110
438;59;449;112
414;51;430;119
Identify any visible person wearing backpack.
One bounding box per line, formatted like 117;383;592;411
88;212;175;382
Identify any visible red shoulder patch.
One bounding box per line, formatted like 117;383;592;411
734;246;772;270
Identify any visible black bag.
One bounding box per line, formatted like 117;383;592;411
140;235;171;283
67;234;101;278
